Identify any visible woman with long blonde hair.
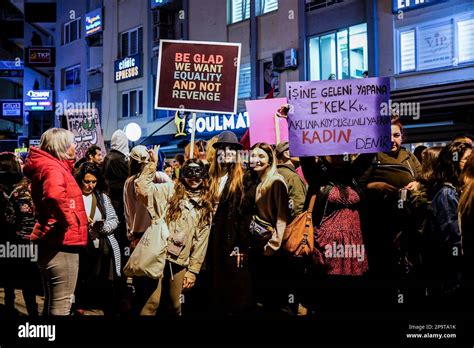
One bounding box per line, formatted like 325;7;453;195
135;150;214;316
250;142;289;255
206;131;257;314
249;142;290;313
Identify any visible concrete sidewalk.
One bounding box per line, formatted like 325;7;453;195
0;287;103;316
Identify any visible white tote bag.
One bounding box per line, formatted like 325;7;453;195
123;217;169;279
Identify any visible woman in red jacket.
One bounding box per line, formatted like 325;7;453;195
23;128;88;316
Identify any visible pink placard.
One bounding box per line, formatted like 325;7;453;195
246;97;288;146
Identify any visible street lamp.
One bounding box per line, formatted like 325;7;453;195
124;122;142;147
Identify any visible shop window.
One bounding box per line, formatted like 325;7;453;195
397;13;474;73
337;30;349;79
320;33;336;80
349;23;368;78
308;37;321;81
308;23;367;81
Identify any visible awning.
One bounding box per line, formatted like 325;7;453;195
391;80;474;142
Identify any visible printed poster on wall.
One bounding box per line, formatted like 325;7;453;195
286;77;391;157
155;39;241;114
65;108;106;159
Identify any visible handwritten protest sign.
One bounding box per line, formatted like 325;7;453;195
155;40;241;114
246;98;289;146
286;77;391;157
65;108;106;159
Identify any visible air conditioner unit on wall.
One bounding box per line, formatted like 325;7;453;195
272;48;298;71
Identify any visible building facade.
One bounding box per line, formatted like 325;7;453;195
0;0;472;154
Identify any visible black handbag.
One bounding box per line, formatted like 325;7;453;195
249;215;274;241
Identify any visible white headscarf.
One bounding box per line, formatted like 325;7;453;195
111;130;130;156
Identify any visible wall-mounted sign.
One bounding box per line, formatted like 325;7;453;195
85;8;103;36
14;147;28;154
393;0;443;13
186;112;249;135
29;139;41;147
151;0;172;8
114;54;142;82
1;100;22;116
418;22;453;70
24;90;53;111
155;40;241;114
0;60;24;78
25;47;56;67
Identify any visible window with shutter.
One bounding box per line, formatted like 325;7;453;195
400;30;416;72
63;18;81;44
138;27;143;54
458;18;474;63
122;32;129;57
130;31;138;55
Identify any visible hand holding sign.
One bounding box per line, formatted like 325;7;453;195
275;104;290;119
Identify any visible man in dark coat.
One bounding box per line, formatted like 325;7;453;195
102;130;130;313
103;130;129;222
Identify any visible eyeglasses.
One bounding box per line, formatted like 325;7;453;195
82;179;97;184
182;166;207;179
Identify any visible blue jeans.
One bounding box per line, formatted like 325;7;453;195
37;245;79;316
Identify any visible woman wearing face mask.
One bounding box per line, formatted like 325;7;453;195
249;142;290;314
206;131;258;315
74;162;121;316
135;149;213;316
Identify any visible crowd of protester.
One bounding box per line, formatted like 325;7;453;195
0;115;473;318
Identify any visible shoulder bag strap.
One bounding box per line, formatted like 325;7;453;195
89;193;97;220
307;195;317;213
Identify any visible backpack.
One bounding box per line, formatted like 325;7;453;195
282;195;316;258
